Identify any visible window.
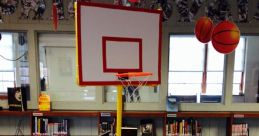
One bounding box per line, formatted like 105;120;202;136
0;32;29;93
168;35;225;102
38;34;96;102
105;86;159;103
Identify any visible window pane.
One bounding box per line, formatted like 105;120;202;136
207;72;223;83
232;37;245;97
39;34;96;102
168;84;200;96
0;82;14;93
0;71;15;82
233;72;242;83
207;44;224;71
0;32;29;93
169;36;204;71
233;84;240;95
168;35;224;103
105;86;159;103
234;38;245;71
168;72;202;84
206;84;223;95
0;33;13;70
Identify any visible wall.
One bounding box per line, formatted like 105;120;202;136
1;0;259;111
1;0;259;135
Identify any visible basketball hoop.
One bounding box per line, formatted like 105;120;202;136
116;72;153;103
115;72;152;136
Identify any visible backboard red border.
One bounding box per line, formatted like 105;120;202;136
102;36;143;73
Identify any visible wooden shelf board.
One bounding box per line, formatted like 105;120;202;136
123;111;166;117
233;112;259;118
32;111;99;117
0;110;31;116
100;111;166;117
4;110;259;118
171;112;231;118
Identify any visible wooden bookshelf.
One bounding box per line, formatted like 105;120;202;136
3;110;259;136
166;112;232;136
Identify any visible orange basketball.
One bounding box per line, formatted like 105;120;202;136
195;16;214;43
211;20;240;54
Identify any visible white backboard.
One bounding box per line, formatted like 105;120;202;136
76;2;162;85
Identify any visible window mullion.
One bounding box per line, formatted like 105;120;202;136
201;44;208;94
239;39;246;95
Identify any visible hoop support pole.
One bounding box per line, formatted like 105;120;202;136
116;85;123;136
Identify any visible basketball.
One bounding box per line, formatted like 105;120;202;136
211;20;240;54
195;16;214;43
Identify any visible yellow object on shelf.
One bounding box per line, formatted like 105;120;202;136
38;92;50;111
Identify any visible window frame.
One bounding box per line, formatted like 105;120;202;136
168;35;225;97
168;35;247;98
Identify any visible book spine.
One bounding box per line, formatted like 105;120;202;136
34;117;37;135
37;118;41;135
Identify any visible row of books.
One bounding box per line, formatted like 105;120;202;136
33;117;69;136
166;119;202;136
232;123;248;136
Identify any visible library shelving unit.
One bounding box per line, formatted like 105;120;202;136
2;110;259;135
166;112;232;136
31;111;99;136
99;111;166;136
230;112;259;136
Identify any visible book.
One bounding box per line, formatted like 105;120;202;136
140;119;155;136
7;87;27;111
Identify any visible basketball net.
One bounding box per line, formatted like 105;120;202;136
117;73;152;103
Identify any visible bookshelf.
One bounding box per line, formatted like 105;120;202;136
230;112;259;136
2;110;259;135
98;111;165;136
32;111;100;136
166;112;232;136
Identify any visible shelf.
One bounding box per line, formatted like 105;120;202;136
123;111;166;117
2;110;259;136
232;112;259;118
167;112;231;118
0;110;31;116
3;110;259;118
32;111;99;117
100;111;166;118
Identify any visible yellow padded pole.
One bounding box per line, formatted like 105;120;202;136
116;85;123;136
